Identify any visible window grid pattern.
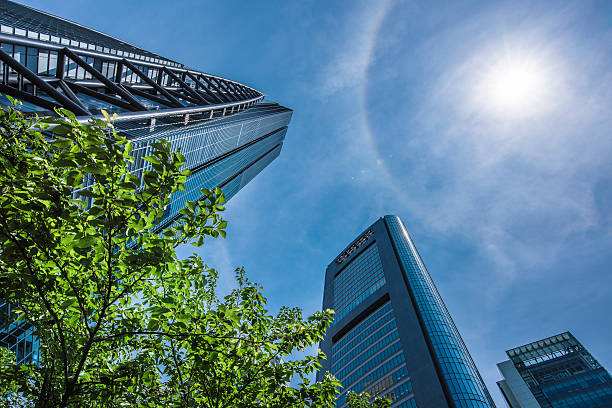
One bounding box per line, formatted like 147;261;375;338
236;143;282;191
511;336;612;408
333;331;400;381
364;365;411;400
384;380;414;403
342;343;404;387
332;302;415;408
0;301;38;364
120;107;290;181
332;315;397;369
333;243;385;324
332;302;393;356
160;131;284;226
337;365;411;408
336;354;406;407
218;143;281;202
394;398;417;408
385;215;493;408
541;370;611;399
71;105;290;220
546;382;612;408
332;319;397;372
332;326;399;375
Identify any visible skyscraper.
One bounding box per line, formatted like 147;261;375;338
497;332;612;408
317;215;496;408
0;0;292;364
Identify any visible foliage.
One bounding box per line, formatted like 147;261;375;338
0;100;338;407
346;391;392;408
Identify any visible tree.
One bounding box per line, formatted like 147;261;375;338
346;391;392;408
0;100;339;407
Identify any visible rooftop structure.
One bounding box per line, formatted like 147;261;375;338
497;332;612;408
0;0;292;364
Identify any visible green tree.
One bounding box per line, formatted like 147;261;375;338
346;391;392;408
0;100;339;407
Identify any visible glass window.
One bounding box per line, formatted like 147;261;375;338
385;215;493;408
48;51;58;76
13;45;25;65
37;49;49;75
333;243;385;323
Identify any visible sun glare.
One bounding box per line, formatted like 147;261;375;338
475;54;554;118
491;64;541;107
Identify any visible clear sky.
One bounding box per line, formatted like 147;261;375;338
19;0;612;405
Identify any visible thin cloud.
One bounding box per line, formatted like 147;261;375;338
367;2;612;291
316;0;391;98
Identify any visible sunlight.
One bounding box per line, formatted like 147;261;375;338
475;54;554;117
490;63;542;107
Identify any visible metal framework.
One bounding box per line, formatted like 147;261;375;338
0;32;263;123
0;1;294;369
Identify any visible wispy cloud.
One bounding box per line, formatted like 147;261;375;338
315;0;391;98
365;1;612;296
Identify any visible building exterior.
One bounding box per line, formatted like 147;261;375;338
0;302;38;364
497;332;612;408
317;215;496;408
0;0;292;364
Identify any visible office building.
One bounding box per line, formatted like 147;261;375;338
0;0;292;363
497;332;612;408
317;215;496;408
0;302;38;364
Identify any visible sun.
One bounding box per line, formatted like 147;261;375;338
475;54;554;117
490;63;542;108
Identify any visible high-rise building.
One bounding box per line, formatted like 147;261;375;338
497;332;612;408
317;215;496;408
0;302;38;364
0;0;292;364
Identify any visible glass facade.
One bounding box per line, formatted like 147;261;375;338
0;1;292;365
332;279;413;408
318;216;495;408
385;215;494;408
333;243;386;323
107;103;292;229
498;332;612;408
0;301;39;364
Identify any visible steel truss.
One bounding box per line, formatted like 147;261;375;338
0;33;263;122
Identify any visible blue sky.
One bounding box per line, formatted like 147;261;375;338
21;0;612;405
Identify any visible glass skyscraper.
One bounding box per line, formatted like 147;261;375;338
497;332;612;408
317;215;496;408
0;0;292;364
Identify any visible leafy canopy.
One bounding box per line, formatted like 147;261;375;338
0;100;339;407
346;391;392;408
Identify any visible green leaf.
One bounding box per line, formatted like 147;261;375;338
59;108;77;122
52;138;72;148
77;189;97;198
83;163;106;175
143;156;161;165
73;235;97;248
66;170;83;187
101;109;111;123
